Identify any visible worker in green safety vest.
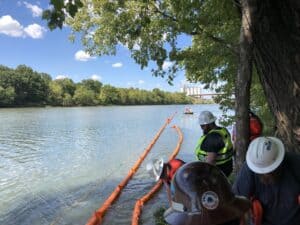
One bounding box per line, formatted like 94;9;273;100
195;111;234;177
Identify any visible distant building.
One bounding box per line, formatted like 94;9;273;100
180;84;202;96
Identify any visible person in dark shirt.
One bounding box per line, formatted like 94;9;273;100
233;136;300;225
164;161;250;225
195;111;233;177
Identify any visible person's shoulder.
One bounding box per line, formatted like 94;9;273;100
286;152;300;165
206;131;223;140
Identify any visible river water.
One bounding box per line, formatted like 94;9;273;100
0;104;227;225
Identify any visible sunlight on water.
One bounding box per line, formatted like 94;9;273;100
0;105;225;225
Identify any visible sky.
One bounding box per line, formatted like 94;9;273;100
0;0;197;93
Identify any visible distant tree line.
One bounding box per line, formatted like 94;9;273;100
0;65;192;107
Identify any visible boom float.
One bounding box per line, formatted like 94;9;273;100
85;114;176;225
131;125;183;225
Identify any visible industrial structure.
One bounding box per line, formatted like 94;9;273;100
180;84;219;99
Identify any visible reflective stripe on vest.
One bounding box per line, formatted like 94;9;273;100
195;127;233;165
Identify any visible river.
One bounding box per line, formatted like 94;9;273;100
0;104;228;225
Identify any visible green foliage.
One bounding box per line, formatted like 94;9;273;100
48;81;63;105
62;93;73;106
154;207;167;225
0;65;50;105
80;79;102;94
0;86;15;106
43;1;275;127
73;86;98;105
46;0;240;115
52;78;76;96
98;85;119;105
42;0;83;30
0;64;191;107
250;71;275;135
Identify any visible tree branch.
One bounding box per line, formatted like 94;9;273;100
151;2;239;55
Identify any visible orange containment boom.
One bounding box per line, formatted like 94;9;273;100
131;125;183;225
85;114;176;225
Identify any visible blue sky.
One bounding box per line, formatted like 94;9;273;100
0;0;196;92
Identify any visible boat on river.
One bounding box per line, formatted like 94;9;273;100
184;107;194;114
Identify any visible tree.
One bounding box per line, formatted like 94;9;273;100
73;86;97;105
80;79;102;94
0;86;15;106
43;0;300;156
53;78;76;97
246;0;300;152
0;65;50;105
98;85;120;105
48;81;64;105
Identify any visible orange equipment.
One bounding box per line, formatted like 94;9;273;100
251;198;263;225
85;114;176;225
131;125;183;225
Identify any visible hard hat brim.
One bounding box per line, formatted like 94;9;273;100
164;196;250;225
246;137;285;174
199;116;216;125
146;158;164;181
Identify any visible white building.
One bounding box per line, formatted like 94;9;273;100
180;84;202;96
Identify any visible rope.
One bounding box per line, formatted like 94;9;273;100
131;125;183;225
85;113;176;225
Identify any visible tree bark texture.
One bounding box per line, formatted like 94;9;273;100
248;0;300;152
234;0;253;173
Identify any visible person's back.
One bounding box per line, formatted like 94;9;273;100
233;137;300;225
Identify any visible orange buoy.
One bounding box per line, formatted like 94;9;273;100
85;114;176;225
131;125;183;225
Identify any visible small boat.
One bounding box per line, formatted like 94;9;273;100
184;107;194;114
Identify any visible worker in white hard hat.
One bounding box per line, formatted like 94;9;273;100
195;111;234;177
233;136;300;225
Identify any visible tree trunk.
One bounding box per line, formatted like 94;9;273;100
234;0;254;172
248;0;300;152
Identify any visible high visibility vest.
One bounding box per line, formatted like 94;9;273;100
195;128;233;165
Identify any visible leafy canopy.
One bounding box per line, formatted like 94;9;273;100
44;1;272;125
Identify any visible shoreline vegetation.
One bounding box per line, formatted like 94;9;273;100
0;64;214;108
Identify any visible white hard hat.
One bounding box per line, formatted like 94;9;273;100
198;111;216;125
246;137;285;174
146;158;164;181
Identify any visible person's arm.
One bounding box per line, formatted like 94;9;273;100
232;163;254;197
201;132;224;165
163;181;173;206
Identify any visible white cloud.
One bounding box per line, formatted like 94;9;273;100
112;62;123;68
0;15;24;37
0;15;46;39
74;50;96;61
24;23;46;39
138;80;145;85
91;74;102;81
23;2;43;17
55;75;68;80
162;61;173;70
